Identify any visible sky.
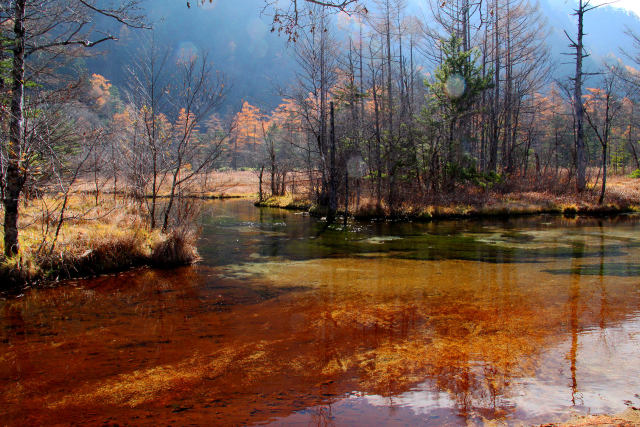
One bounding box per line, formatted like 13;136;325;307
565;0;640;17
597;0;640;16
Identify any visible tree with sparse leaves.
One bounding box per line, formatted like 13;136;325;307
1;0;145;258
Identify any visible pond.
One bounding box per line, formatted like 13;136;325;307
2;199;640;426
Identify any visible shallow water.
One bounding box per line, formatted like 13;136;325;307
2;199;640;426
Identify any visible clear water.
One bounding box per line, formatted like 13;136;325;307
2;199;640;425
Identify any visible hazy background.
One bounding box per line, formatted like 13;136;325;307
85;0;640;114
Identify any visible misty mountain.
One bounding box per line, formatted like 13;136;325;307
85;0;640;115
87;0;292;114
540;0;640;80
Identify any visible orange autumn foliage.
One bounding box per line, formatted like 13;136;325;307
234;101;263;149
90;73;112;108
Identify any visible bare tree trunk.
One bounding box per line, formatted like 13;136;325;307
489;0;500;172
502;0;512;172
258;165;264;202
481;0;489;172
385;0;395;209
573;0;587;192
93;150;100;205
280;171;287;196
112;142;118;204
359;23;365;131
151;147;158;228
599;143;607;205
628;107;640;169
344;167;349;226
162;168;180;232
329;101;337;220
270;143;277;196
372;69;383;211
319;15;329;205
4;0;26;257
385;2;393;136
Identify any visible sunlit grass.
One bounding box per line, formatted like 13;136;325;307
0;193;197;286
76;171;259;199
252;174;640;220
256;194;313;210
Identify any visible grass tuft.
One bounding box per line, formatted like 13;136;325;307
151;228;199;267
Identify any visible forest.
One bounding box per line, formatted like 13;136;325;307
0;0;640;280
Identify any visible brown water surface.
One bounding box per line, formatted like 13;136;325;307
2;199;640;426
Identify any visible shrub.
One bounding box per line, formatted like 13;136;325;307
151;228;199;267
630;169;640;179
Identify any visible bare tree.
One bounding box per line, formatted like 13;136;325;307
565;0;599;192
127;35;172;228
1;0;145;257
584;66;623;205
290;5;339;210
161;53;227;231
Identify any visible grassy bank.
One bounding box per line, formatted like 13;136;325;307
255;176;640;221
1;170;259;290
255;194;313;211
0;194;198;290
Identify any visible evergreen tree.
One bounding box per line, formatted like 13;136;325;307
427;35;492;181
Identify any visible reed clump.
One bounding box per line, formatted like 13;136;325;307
151;227;199;267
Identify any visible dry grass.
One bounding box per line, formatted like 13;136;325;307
198;170;259;197
255;194;313;210
76;170;260;199
151;227;199;266
253;172;640;220
0;193;198;288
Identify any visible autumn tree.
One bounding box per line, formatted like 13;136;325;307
232;101;263;169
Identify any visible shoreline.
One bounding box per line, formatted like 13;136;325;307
75;190;251;200
255;196;639;222
544;407;640;426
0;192;246;292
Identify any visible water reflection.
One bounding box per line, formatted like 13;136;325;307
1;200;640;425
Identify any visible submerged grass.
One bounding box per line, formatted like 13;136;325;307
551;408;640;426
0;193;198;289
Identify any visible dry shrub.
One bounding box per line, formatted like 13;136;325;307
151;227;199;267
